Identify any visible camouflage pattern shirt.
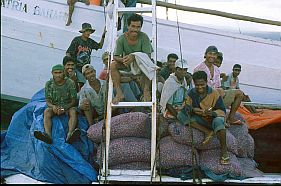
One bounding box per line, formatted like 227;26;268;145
45;78;77;108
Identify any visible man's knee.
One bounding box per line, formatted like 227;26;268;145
44;108;53;118
235;89;244;99
68;107;77;117
111;61;119;71
212;117;225;133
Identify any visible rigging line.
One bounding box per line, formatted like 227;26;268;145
175;0;183;64
101;0;110;183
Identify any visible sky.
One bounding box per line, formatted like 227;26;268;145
151;0;281;33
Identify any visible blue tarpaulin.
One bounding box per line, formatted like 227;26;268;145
1;89;98;184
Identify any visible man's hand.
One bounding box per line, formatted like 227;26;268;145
193;107;212;117
123;54;135;66
185;72;192;85
102;28;107;38
57;107;65;115
80;99;91;111
193;108;204;116
203;108;213;117
52;105;65;115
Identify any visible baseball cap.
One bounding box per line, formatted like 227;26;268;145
205;46;218;55
175;59;189;69
82;64;95;75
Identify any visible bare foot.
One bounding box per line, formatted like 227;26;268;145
66;20;72;26
202;131;214;146
85;0;90;5
112;94;125;104
143;91;151;102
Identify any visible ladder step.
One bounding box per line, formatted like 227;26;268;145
117;7;153;13
111;101;153;107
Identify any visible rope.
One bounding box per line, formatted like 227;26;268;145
175;0;183;63
187;112;203;184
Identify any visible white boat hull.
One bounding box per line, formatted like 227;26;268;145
1;0;281;104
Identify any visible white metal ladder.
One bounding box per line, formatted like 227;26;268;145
102;0;157;180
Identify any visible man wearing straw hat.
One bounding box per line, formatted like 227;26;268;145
66;22;106;73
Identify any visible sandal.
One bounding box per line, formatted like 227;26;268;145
34;131;52;144
66;128;81;144
220;156;230;165
202;132;214;146
226;119;242;125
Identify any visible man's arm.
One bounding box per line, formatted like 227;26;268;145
66;38;77;57
113;55;124;64
98;29;106;49
166;104;179;118
46;99;59;114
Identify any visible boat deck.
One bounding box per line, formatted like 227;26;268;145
4;172;281;184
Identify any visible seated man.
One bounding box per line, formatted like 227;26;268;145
99;51;142;102
194;46;244;126
178;71;230;165
221;64;258;113
63;56;86;92
66;0;90;26
79;64;106;125
34;64;79;144
213;51;227;82
160;59;192;119
160;53;178;80
222;64;241;90
111;13;158;104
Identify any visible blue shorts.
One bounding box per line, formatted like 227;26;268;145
191;115;225;133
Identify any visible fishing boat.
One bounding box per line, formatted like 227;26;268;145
1;0;281;184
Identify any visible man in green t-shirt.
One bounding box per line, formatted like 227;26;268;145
111;13;153;104
34;64;79;144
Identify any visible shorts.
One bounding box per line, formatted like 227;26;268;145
223;89;236;108
191;115;225;133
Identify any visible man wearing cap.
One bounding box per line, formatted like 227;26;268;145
194;46;221;88
63;55;86;92
66;22;106;73
160;59;192;120
66;0;90;26
194;46;244;125
111;13;157;104
34;64;79;144
79;64;107;125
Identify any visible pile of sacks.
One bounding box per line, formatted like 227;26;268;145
87;112;152;170
87;111;263;180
